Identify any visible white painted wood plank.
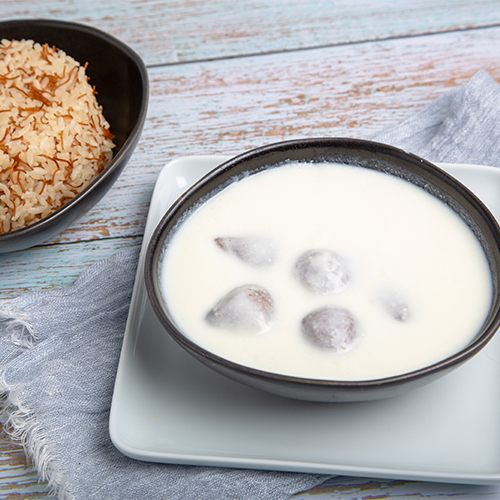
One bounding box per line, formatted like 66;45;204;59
292;476;500;499
2;1;500;498
42;26;500;245
0;237;140;299
0;0;499;66
0;427;52;498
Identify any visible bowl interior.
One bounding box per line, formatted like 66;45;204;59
146;139;500;401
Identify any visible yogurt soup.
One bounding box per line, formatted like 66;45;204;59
159;162;493;381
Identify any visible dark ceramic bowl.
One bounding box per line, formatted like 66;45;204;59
0;19;149;252
145;138;500;403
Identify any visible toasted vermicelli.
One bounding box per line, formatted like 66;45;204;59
0;39;115;233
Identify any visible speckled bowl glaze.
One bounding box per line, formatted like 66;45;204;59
145;138;500;402
0;19;149;252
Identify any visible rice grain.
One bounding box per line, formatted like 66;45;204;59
0;39;115;233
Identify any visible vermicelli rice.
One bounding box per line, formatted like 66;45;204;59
0;39;115;233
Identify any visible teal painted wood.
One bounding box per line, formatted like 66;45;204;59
0;0;499;66
1;0;500;497
0;237;141;299
40;26;500;246
0;427;52;498
291;476;500;499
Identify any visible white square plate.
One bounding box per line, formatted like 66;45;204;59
110;157;500;485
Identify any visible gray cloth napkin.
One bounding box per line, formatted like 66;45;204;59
373;69;500;168
0;69;499;500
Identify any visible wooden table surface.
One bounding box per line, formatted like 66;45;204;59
1;0;500;498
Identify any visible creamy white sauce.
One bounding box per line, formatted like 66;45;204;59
159;162;493;381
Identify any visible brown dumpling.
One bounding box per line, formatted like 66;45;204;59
301;306;358;351
206;284;275;333
295;249;351;294
382;293;410;322
215;236;276;266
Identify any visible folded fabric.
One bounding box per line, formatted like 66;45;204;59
1;69;499;500
0;249;328;499
374;69;500;168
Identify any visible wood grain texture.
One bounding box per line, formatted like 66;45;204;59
0;237;140;299
43;26;500;247
1;0;500;498
0;425;52;499
1;0;500;66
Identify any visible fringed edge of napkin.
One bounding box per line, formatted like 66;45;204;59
0;303;39;349
0;305;72;500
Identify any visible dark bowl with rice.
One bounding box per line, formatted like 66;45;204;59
0;19;148;252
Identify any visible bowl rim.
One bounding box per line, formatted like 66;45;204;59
0;18;149;243
145;137;500;390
